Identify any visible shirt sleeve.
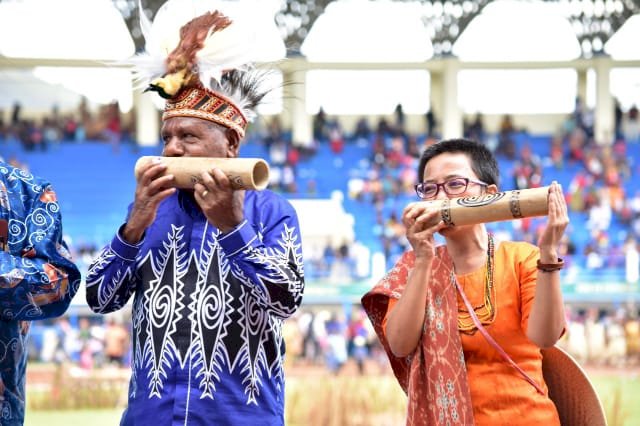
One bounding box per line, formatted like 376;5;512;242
85;223;141;313
217;196;304;319
518;244;540;332
0;185;81;321
382;297;398;335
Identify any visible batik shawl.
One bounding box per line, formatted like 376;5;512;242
361;246;474;425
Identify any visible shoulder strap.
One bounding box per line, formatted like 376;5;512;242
454;276;545;395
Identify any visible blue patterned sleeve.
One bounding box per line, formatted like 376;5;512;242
0;181;81;321
85;224;141;313
217;195;305;319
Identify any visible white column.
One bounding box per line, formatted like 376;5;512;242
279;69;294;131
594;55;614;145
134;89;161;147
576;69;588;105
430;70;443;134
283;69;313;147
441;57;462;140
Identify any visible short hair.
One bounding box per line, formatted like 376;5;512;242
417;138;500;187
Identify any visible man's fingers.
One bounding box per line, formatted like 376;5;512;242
209;168;231;188
200;169;230;192
154;187;176;202
148;174;175;192
141;163;168;186
193;182;208;197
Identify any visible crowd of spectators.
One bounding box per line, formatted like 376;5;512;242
561;305;640;367
4;96;640;283
4;98;640;379
0;99;134;151
27;315;131;370
25;303;640;375
334;100;640;275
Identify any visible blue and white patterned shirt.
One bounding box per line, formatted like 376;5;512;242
86;189;304;426
0;162;81;426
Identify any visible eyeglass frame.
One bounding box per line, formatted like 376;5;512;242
414;177;489;200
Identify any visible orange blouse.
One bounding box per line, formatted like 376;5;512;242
384;241;561;425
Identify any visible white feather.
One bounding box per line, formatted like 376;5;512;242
125;55;166;89
144;0;188;56
119;0;190;87
225;83;252;118
130;0;259;87
125;0;269;122
196;27;256;85
138;0;153;52
146;0;243;57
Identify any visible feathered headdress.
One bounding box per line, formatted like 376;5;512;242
125;0;271;139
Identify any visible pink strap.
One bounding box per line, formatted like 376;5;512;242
454;277;545;395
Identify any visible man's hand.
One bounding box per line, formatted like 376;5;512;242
123;159;176;244
194;168;245;233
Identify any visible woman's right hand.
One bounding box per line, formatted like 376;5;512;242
388;203;447;357
402;202;447;262
122;158;176;244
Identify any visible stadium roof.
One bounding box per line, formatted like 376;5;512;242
0;0;639;112
275;0;640;58
2;0;638;62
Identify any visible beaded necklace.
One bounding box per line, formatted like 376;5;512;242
455;233;496;334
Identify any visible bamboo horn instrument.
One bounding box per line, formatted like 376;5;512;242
419;186;550;227
134;156;270;190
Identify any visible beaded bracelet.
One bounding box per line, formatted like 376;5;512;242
537;258;564;272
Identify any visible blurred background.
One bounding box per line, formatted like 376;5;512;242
1;0;639;424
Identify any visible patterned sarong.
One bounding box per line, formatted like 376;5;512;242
361;246;474;425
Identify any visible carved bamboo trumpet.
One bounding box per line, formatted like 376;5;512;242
419;186;550;227
134;156;270;190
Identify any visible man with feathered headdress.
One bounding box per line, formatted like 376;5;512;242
85;2;305;424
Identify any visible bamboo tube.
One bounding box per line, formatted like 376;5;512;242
134;156;270;190
419;186;550;227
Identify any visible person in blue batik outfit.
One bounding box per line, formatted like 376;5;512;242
85;2;305;425
0;161;81;425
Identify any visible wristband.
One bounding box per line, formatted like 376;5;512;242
537;258;564;272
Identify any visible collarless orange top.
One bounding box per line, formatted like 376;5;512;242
384;241;561;425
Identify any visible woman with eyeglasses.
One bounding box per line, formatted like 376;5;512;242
362;138;568;425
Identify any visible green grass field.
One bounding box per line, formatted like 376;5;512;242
26;409;122;425
25;372;640;426
591;374;640;426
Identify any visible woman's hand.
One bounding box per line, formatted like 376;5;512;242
402;202;447;262
528;181;569;348
537;181;569;262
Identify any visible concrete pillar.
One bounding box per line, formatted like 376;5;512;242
440;57;463;139
594;55;614;145
284;68;313;148
134;89;161;147
429;70;443;135
279;69;294;131
576;69;588;106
